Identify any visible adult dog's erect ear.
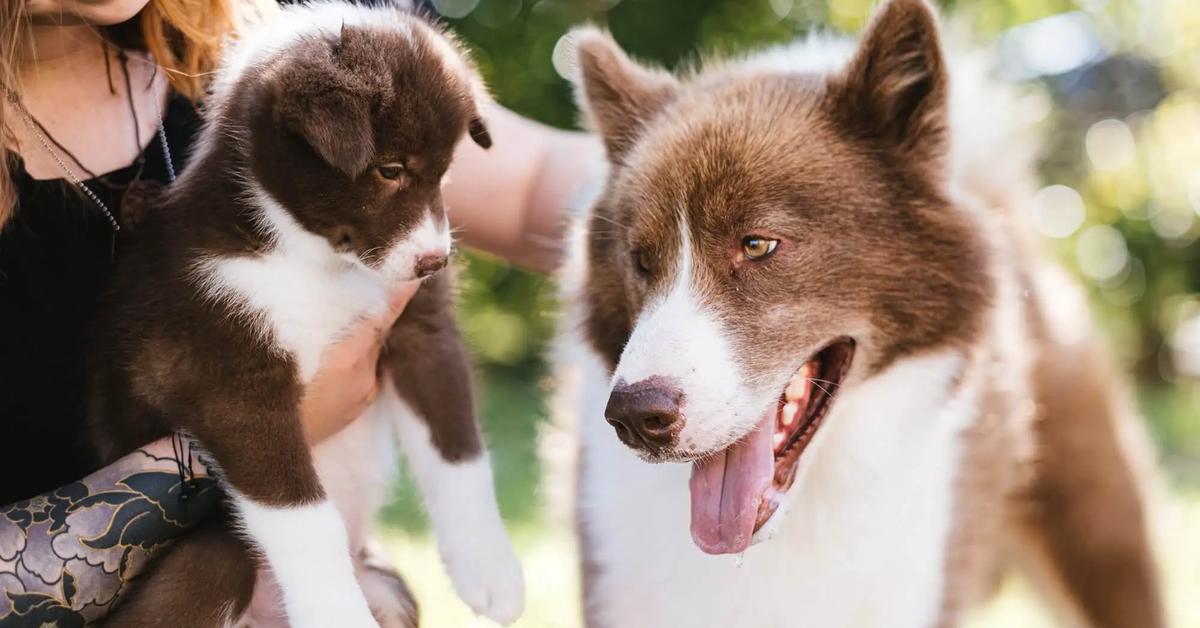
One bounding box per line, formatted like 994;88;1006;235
832;0;948;168
570;27;678;163
273;29;386;177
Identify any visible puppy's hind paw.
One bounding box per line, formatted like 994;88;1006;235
443;540;525;625
358;557;419;628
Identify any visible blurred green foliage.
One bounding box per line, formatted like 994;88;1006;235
386;0;1200;531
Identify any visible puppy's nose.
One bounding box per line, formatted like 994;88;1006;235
414;253;448;278
604;379;684;453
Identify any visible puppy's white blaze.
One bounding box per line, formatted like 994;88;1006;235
380;210;452;280
385;388;525;624
612;219;756;453
233;496;376;628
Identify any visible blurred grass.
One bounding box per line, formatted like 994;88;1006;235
380;365;552;532
1143;386;1200;485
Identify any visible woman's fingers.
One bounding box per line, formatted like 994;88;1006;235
331;281;414;365
381;280;421;326
299;280;422;444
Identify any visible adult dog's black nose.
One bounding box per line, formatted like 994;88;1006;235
605;378;684;453
414;253;448;278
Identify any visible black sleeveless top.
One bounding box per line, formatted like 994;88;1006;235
0;95;202;505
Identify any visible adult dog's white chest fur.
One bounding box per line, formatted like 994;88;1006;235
572;312;975;628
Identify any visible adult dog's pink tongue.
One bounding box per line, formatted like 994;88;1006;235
689;415;773;554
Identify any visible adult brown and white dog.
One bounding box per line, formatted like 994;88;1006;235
558;0;1165;626
86;3;523;626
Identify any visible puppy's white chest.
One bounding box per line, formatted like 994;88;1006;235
199;251;386;383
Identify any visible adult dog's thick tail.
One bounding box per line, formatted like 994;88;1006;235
1011;290;1166;628
950;36;1168;628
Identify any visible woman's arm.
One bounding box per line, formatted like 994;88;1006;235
0;283;414;626
0;437;218;626
444;104;605;273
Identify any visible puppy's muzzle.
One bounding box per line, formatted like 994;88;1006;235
414;253;449;278
605;378;684;454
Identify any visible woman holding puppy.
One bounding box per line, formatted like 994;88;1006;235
0;0;596;623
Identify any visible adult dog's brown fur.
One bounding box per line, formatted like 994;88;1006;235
565;0;1165;625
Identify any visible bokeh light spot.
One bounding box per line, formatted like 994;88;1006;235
1171;313;1200;378
1000;12;1102;79
1075;224;1129;281
1086;118;1137;172
552;31;580;81
432;0;480;19
1190;170;1200;216
473;0;522;28
768;0;793;20
1031;184;1087;238
1151;206;1196;241
1102;256;1146;307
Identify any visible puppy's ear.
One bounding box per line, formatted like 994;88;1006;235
273;33;378;177
571;27;678;163
832;0;948;167
468;116;492;149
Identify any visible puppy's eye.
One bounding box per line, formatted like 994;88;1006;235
375;163;409;187
741;236;779;260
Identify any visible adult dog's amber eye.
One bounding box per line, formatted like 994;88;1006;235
741;235;779;260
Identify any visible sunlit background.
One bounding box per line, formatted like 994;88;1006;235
377;0;1200;625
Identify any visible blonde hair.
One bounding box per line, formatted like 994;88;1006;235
0;0;241;229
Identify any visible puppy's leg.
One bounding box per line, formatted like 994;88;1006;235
222;465;378;628
311;406;413;627
382;275;525;625
177;357;378;627
1011;340;1165;628
99;523;256;628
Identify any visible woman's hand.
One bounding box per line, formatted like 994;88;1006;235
300;282;421;444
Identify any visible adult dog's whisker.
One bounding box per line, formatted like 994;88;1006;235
807;379;835;398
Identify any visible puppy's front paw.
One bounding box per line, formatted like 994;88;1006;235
441;533;525;625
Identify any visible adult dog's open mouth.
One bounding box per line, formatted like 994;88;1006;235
689;339;856;554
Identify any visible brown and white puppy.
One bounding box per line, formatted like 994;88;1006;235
560;1;1164;626
86;3;523;627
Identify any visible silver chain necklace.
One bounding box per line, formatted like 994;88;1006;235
8;79;176;235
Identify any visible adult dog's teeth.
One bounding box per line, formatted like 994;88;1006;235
780;401;799;427
785;361;815;402
773;432;786;449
